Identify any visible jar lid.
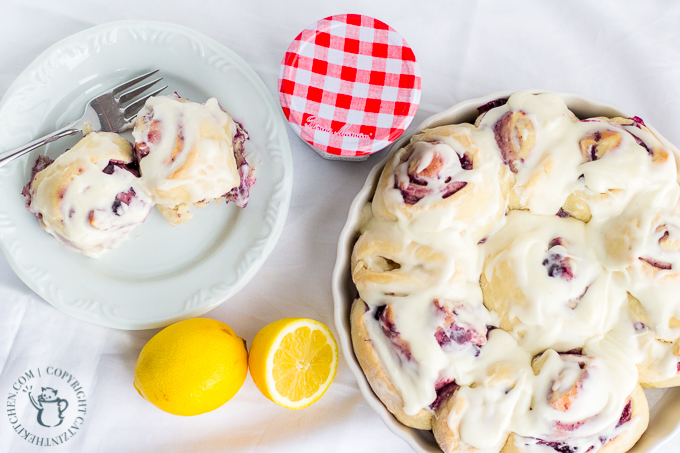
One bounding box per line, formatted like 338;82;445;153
279;14;421;160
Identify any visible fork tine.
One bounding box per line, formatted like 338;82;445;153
117;77;163;104
111;69;160;96
123;85;168;121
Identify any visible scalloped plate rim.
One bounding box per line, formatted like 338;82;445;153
0;20;293;330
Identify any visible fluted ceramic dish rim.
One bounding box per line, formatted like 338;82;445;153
332;89;680;453
0;20;293;330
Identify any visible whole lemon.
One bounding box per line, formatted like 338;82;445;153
133;318;248;416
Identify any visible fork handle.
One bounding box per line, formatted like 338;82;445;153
0;126;81;168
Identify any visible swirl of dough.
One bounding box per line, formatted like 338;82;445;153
591;186;680;386
352;281;494;420
351;218;476;302
24;132;153;258
372;123;509;242
505;344;648;453
481;211;625;354
350;299;433;429
433;329;533;453
476;92;582;217
560;117;677;222
607;292;680;388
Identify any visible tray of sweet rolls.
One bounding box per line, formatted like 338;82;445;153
333;90;680;453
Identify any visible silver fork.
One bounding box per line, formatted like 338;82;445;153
0;70;167;168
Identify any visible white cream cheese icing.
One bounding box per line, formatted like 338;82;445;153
28;132;153;258
353;91;675;451
482;211;627;354
132;95;240;210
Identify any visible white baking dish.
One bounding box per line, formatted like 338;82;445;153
332;90;680;453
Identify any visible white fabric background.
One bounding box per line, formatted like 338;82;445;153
1;0;680;452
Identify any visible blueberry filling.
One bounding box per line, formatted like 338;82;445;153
22;155;54;207
556;208;572;218
31;155;54;175
616;399;633;428
377;305;412;360
396;177;467;205
112;188;136;216
135;117;161;159
102;159;140;178
111;201;123;215
433;300;487;355
441;181;468;199
543;258;574;281
549;238;567;248
136;144;150;158
608;117;653;155
493;112;517;168
633;322;647;331
590;131;602;161
459;153;473;170
629;116;646;128
639;256;672;270
222;121;255;209
429;381;458;411
434;325;481;348
559;349;584;356
477;97;509;116
543;238;575;280
399;189;424;205
409;174;428;186
394;144;471;205
374;305;386;321
543;257;574;279
535;440;576;453
627;131;653;156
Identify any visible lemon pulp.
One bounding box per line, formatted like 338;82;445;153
249;318;338;409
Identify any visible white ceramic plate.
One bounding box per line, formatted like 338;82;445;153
0;21;293;330
332;90;680;453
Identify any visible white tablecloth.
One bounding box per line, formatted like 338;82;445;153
1;1;680;451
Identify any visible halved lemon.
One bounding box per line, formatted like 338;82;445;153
249;318;338;409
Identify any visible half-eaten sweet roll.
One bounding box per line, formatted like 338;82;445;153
132;94;254;225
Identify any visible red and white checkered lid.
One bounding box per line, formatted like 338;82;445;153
279;14;421;160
